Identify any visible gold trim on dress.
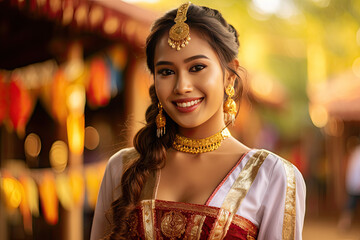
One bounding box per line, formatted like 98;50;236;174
209;150;269;240
209;208;231;240
141;200;156;240
232;215;258;238
140;171;157;201
184;214;206;240
281;158;296;240
155;199;219;217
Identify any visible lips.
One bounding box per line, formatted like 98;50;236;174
172;98;203;113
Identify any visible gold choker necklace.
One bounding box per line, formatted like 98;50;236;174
172;128;231;154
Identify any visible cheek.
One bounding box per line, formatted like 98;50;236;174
155;79;172;102
202;71;225;98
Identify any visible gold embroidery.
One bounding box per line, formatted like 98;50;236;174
142;200;156;240
232;215;258;237
209;208;231;240
222;150;269;212
209;150;269;240
155;200;219;217
247;233;256;240
161;211;187;239
281;158;296;240
184;215;206;240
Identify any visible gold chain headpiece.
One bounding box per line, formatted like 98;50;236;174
172;128;231;154
168;2;191;51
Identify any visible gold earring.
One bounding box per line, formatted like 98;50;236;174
224;85;237;126
156;103;166;138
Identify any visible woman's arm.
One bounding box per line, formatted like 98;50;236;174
90;150;126;240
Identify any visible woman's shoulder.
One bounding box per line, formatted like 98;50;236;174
245;148;305;189
108;147;139;165
106;147;140;176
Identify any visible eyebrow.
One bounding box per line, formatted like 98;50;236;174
155;54;209;67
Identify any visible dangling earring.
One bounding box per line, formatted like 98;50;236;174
156;102;166;138
224;85;237;126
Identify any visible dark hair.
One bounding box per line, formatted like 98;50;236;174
106;4;243;239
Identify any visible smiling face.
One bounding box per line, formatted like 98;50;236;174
154;30;232;137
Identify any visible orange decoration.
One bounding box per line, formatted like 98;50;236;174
39;172;58;225
67;114;85;155
19;176;33;234
9;75;34;137
0;73;7;125
51;69;69;125
87;57;111;107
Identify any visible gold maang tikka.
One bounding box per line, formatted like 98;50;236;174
168;2;191;51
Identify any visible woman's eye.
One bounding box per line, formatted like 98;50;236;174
190;65;206;72
157;69;174;76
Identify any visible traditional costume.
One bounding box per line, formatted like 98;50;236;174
91;3;306;239
91;148;306;239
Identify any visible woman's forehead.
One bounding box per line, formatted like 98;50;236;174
154;30;219;63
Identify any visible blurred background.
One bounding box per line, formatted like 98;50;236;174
0;0;360;239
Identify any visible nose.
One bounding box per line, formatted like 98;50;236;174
173;72;192;95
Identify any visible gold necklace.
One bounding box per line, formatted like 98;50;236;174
172;128;231;154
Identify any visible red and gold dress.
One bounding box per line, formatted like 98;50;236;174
91;149;306;240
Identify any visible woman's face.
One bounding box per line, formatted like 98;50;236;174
154;30;231;134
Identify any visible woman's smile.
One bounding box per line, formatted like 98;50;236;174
173;97;203;113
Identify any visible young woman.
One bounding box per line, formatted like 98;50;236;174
91;3;306;240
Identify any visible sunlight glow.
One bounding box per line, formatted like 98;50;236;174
252;0;281;14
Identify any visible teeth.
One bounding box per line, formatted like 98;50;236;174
176;99;202;108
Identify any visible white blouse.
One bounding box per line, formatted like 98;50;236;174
91;148;306;240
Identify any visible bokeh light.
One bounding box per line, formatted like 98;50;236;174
309;104;328;128
24;133;41;158
66;84;86;115
250;74;274;98
252;0;282;14
1;177;23;209
84;126;100;150
50;140;68;173
67;115;85;154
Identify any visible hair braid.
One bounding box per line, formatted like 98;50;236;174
106;85;176;239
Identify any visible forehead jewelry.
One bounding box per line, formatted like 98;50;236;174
168;2;191;51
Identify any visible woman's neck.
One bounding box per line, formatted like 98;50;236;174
177;124;226;139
